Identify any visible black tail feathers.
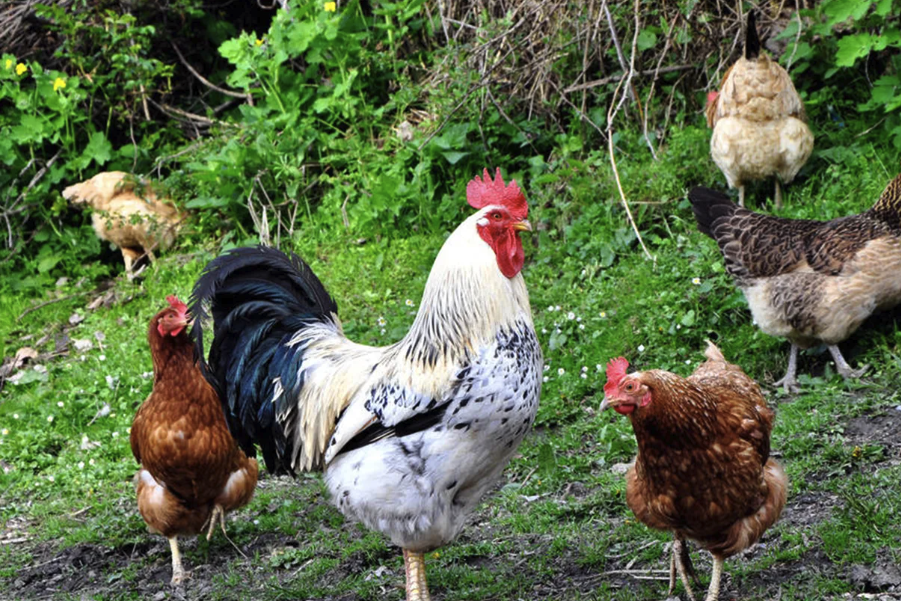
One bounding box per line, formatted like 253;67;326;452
745;10;760;60
688;186;737;238
190;245;338;473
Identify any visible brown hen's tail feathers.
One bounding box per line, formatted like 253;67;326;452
709;459;788;559
703;340;726;363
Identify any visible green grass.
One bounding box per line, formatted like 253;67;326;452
2;125;901;600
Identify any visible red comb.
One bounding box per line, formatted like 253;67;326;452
706;90;719;105
466;167;527;220
603;357;630;396
166;295;188;314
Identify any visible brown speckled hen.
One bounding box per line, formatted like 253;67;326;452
130;296;258;585
602;342;787;601
690;175;901;392
706;10;813;208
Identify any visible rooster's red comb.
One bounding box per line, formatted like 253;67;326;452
603;357;630;396
466;168;527;220
166;295;188;315
706;90;719;105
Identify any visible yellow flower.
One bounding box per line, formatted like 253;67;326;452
255;39;264;46
15;63;27;76
53;77;66;92
4;59;11;70
324;1;336;11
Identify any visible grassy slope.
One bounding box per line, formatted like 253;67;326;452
1;126;901;600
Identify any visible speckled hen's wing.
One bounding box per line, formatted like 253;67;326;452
690;187;889;283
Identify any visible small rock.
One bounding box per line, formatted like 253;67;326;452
151;591;167;601
69;312;84;325
610;462;632;475
55;277;68;287
72;339;93;352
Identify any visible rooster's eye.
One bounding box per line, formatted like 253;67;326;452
492;212;502;220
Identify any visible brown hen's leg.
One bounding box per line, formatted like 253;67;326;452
704;555;725;601
206;505;227;541
669;536;697;601
403;549;431;601
827;344;869;380
168;536;188;586
774;179;783;209
738;185;745;208
773;344;801;393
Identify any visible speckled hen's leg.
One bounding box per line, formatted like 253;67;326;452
738;185;745;208
169;536;189;586
403;549;431;601
704;555;725;601
773;344;801;393
670;536;697;601
827;345;869;380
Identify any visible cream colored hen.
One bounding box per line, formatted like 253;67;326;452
63;171;184;279
706;11;813;208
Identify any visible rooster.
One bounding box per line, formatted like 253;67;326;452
690;176;901;392
63;171;185;279
602;342;788;601
191;168;542;600
706;10;813;208
130;296;259;585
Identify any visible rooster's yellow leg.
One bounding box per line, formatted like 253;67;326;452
671;536;697;601
403;549;431;601
774;179;783;209
704;555;725;601
169;536;188;586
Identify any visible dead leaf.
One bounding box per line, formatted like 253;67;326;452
69;313;84;325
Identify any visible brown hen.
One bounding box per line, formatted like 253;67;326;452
130;296;258;585
706;10;813;208
602;342;787;601
690;175;901;392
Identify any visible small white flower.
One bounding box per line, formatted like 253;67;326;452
380;328;386;335
596;364;602;372
377;316;386;327
579;324;585;330
34;365;47;374
581;269;587;277
555;328;561;334
557;368;565;376
141;371;153;379
57;401;64;408
80;355;86;362
580;373;587;379
47;475;55;482
543;364;550;371
638;345;645;352
1;429;7;436
541;328;547;334
685;359;692;365
599;311;607;318
554;305;561;312
405;299;415;307
542;376;549;383
566;311;576;321
98;354;106;361
105;375;118;390
126;427;132;434
112;431;119;438
692;277;701;285
576;316;582;322
676;324;681;330
581;366;588;372
253;519;260;525
547;305;554;312
89;458;95;466
47;415;54;423
12;414;19;419
78;461;85;469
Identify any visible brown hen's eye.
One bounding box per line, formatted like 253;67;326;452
625;383;634;392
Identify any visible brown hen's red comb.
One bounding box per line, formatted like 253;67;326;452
466;167;527;220
166;295;188;315
603;357;630;396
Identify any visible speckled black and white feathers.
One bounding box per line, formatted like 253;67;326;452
190;245;338;474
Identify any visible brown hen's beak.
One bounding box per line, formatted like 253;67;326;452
599;396;612;412
512;219;532;232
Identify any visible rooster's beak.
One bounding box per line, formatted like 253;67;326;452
512;219;532;232
599;396;612;412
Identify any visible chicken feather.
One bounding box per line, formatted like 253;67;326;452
690;174;901;391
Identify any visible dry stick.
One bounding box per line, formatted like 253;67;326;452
171;42;254;106
605;0;653;263
603;2;633;102
785;9;803;72
563;65;693;94
17;291;94;322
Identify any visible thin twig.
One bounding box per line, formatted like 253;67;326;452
171;42;254;105
17;290;93;322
